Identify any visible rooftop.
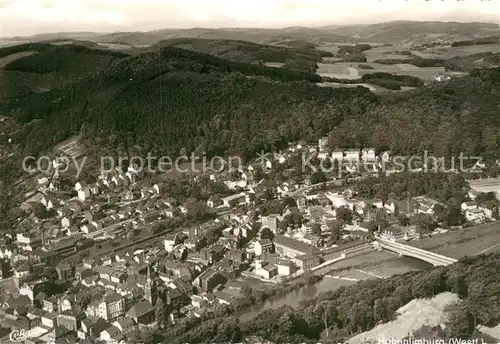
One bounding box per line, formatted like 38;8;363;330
273;235;320;255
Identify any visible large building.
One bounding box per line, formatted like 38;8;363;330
254;239;274;256
86;294;125;321
321;240;371;261
273;235;320;259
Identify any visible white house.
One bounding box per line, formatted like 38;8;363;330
331;149;343;162
276;184;291;196
61;216;72;228
75;181;87;192
100;326;121;342
435;74;451;82
81;223;97;234
274;260;296;276
345;149;360;162
362;148;376;162
461;201;477;212
78;187;90;201
40;194;59;210
254;239;274;256
318;137;328;151
255;261;278;279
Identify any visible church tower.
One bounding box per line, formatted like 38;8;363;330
144;266;157;306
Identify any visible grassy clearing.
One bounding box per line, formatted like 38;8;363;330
410;221;500;259
0;51;38;67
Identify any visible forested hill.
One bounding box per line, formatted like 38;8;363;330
151;38;332;65
0;43;128;100
1;42;500;161
2;46;372;159
327;68;500;159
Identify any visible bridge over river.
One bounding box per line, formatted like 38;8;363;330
374;237;458;266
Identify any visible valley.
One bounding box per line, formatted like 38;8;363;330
0;19;499;344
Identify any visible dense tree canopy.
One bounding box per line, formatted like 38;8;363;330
1;43;499;166
160;253;500;344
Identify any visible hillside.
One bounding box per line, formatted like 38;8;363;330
368;51;499;72
452;35;500;47
1;42;500;163
322;21;499;44
326;68;500;158
151;38;332;67
2;46;353;159
71;27;353;47
348;292;460;344
158;253;500;344
7;21;496;49
0;43;128;100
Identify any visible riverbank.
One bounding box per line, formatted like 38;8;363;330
233;252;433;321
237;276;356;322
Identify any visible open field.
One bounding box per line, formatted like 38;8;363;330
0;51;37;67
355;63;454;81
314;41;498;83
467;177;500;199
410;221;500;259
412;43;500;59
317;62;359;79
316;82;378;92
97;42;133;50
317;60;454;82
364;44;412;62
264;62;284;68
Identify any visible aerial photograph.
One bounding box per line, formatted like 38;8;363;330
0;0;499;343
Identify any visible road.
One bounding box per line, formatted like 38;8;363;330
376;238;457;266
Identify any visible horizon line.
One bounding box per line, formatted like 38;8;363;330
1;18;499;40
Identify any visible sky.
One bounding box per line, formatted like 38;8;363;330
0;0;498;37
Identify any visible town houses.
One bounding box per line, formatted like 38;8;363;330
0;137;497;343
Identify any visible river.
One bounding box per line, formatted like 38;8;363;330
238;256;431;321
